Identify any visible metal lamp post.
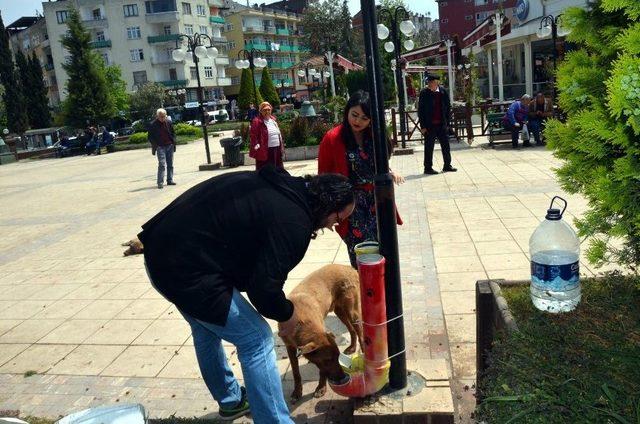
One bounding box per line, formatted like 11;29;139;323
235;49;267;106
537;15;569;103
376;6;416;149
361;0;407;390
171;33;219;168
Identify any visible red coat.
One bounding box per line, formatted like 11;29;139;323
249;115;284;161
318;124;402;239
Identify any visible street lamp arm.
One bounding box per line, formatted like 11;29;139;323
539;15;556;29
393;6;410;23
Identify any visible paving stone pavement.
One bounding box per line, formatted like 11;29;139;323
0;133;615;422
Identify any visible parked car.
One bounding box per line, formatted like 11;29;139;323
186;120;202;126
53;136;85;158
207;109;229;123
118;127;134;136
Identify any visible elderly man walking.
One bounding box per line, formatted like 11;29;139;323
148;108;176;189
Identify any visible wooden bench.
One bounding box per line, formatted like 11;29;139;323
486;112;512;146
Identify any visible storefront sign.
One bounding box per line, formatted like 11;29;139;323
516;0;530;22
184;101;200;109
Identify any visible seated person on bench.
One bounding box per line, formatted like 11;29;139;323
502;94;532;149
528;92;553;146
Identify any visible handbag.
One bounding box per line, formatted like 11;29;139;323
521;123;530;142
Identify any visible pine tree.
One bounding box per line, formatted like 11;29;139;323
544;0;640;270
60;9;113;128
28;53;52;128
0;13;29;134
339;1;353;58
259;67;280;109
238;68;263;113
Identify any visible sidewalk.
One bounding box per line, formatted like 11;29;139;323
0;134;602;422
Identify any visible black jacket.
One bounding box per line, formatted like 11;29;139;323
418;86;451;130
148;118;175;148
139;166;313;325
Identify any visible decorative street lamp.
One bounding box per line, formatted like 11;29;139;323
171;33;219;169
235;48;267;106
376;6;416;149
297;65;317;99
537;14;570;103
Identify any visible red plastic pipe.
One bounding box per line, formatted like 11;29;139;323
329;253;390;397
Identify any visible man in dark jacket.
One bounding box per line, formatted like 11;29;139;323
147;108;176;189
418;73;457;175
139;165;354;422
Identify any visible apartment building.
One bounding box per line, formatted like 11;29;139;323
7;16;61;106
41;0;230;104
222;4;309;98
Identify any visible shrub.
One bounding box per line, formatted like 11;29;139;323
286;117;309;148
132;120;147;133
309;120;333;145
128;132;148;144
544;0;640;270
174;123;202;137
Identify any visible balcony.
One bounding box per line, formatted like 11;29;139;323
243;26;264;34
210;16;225;24
160;79;188;88
214;56;230;66
245;42;268;50
276;28;290;36
151;56;174;65
263;26;276;34
82;17;108;29
278;45;292;52
89;40;112;49
148;34;180;43
145;11;180;24
216;77;231;86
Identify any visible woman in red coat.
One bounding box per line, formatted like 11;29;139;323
249;101;285;170
318;90;404;268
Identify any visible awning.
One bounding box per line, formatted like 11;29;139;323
298;54;363;71
480;22;512;47
405;65;449;74
400;41;448;62
335;54;363;71
461;14;511;49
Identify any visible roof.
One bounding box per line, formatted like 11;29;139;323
297;54;363;71
6;16;40;30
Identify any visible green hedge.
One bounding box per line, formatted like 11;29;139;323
128;132;148;144
174;123;202;136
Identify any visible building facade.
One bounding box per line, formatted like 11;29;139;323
40;0;230;105
7;16;61;107
438;0;517;40
222;4;308;98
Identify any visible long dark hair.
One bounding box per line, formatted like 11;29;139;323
340;90;393;155
305;173;354;239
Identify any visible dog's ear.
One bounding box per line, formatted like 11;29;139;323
299;341;319;354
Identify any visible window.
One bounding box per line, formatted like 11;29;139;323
441;18;449;24
190;66;197;79
465;15;473;20
199;25;208;35
182;2;192;15
169;68;177;80
163;25;172;35
184;24;194;35
133;71;148;86
96;31;105;41
197;4;206;16
56;10;69;24
440;2;447;6
127;26;141;39
123;4;139;17
228;41;236;49
204;66;213;78
130;48;144;61
225;23;234;31
475;0;489;4
92;8;102;20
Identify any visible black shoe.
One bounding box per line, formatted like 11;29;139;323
158;184;163;189
442;166;457;173
219;386;250;421
523;142;532;147
424;168;439;175
167;181;176;185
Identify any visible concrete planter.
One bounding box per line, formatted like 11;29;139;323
242;145;319;166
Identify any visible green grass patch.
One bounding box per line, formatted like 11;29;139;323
114;133;218;152
476;274;640;423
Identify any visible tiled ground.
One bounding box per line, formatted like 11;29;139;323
0;132;617;422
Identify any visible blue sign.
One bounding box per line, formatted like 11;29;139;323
516;0;529;21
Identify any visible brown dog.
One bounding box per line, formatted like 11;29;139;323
122;237;144;256
279;264;364;402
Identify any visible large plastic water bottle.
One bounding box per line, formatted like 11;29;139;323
529;196;581;313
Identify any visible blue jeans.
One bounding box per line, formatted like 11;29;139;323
181;289;293;424
528;118;544;144
156;144;174;186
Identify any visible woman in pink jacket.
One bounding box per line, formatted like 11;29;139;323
249;101;285;170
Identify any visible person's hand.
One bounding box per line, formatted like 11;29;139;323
254;143;260;150
514;122;521;127
278;309;298;339
390;170;405;185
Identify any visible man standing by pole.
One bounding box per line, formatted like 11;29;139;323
418;74;457;175
148;108;176;189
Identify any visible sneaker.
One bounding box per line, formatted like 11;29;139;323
219;386;250;421
442;166;457;173
424;168;439;175
167;181;176;186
